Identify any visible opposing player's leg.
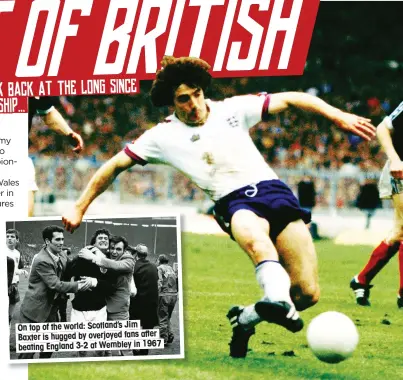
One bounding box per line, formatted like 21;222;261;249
226;209;302;358
274;219;320;312
351;192;403;306
392;193;403;308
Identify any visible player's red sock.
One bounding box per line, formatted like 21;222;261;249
398;243;403;298
357;240;400;285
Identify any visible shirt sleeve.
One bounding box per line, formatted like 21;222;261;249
36;260;79;293
97;255;135;274
124;126;165;165
384;101;403;130
29;96;58;115
224;93;270;130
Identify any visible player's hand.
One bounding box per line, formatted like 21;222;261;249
78;248;94;261
62;207;84;233
68;132;84;153
84;246;105;265
333;112;376;141
78;277;93;291
21;269;28;277
80;276;98;288
85;245;104;257
390;160;403;179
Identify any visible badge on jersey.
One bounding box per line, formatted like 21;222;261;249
226;116;239;128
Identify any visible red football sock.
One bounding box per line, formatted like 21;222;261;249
399;243;403;298
357;240;399;285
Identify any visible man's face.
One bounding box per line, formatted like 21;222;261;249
46;232;64;255
110;241;125;260
173;84;208;126
94;233;109;252
6;233;18;249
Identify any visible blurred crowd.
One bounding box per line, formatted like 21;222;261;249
29;79;389;173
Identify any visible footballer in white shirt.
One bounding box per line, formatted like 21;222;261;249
63;56;376;358
6;229;27;324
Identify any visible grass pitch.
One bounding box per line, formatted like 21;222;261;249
30;235;403;380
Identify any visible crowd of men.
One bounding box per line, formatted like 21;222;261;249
6;226;179;359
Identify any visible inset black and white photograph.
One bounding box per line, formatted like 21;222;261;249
5;215;183;363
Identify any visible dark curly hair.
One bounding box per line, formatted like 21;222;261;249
150;56;212;107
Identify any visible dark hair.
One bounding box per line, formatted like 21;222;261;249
42;225;64;242
6;229;19;240
110;235;128;251
90;228;111;245
125;245;137;256
150;56;212;107
158;254;169;264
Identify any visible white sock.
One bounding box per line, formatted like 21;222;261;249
256;260;293;304
237;261;294;329
238;304;261;328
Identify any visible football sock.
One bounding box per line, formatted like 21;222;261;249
256;260;293;304
398;243;403;298
357;240;399;285
238;261;294;329
238;304;261;328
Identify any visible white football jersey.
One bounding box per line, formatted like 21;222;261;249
125;94;278;201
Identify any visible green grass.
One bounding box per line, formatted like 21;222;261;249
30;234;403;380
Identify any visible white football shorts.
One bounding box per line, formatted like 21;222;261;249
70;306;107;322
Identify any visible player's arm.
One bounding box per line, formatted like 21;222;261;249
14;267;28;276
95;255;135;273
15;254;28;277
44;108;84;153
79;248;135;273
36;260;92;293
62;151;136;232
377;118;403;179
268;92;376;141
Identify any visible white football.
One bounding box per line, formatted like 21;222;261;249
307;311;359;364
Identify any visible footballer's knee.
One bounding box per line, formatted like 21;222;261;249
391;229;403;243
291;283;320;311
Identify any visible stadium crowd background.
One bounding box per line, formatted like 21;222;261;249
28;3;403;210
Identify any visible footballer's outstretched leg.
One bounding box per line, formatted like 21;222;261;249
275;219;320;312
226;210;306;357
350;276;373;306
227;306;256;358
351;240;399;306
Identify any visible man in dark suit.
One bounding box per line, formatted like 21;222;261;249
19;225;95;360
130;243;159;356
